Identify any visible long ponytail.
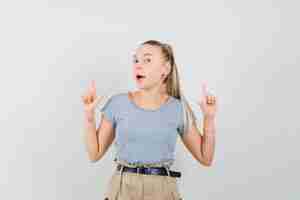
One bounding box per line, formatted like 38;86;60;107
141;40;199;136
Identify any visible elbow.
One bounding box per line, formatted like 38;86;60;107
202;160;213;167
88;152;102;163
89;156;100;163
198;155;213;167
204;157;215;167
88;155;98;163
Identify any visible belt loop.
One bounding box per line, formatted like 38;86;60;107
163;164;172;187
164;165;171;177
119;164;125;175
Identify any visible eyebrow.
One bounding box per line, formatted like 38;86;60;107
133;53;153;58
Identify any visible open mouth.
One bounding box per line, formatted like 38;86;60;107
136;74;146;80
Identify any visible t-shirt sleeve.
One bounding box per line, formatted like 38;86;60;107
177;103;185;138
100;95;118;129
177;101;199;138
177;121;184;138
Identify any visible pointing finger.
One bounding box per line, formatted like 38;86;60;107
89;80;97;97
201;81;208;97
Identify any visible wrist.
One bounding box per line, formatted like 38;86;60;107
203;128;216;135
203;133;215;137
84;115;95;124
84;109;95;119
204;115;215;120
84;120;95;128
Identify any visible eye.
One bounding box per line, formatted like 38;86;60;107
144;58;151;63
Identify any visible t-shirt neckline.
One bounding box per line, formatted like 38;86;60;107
127;91;174;112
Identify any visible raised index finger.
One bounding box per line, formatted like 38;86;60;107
201;81;209;97
89;80;97;97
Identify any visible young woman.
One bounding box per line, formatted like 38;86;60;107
81;40;218;200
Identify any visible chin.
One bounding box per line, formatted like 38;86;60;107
136;85;146;89
136;82;149;89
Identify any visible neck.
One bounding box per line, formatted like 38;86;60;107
135;84;168;104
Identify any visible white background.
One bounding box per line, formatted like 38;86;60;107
0;0;299;199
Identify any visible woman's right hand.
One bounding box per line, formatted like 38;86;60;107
81;80;104;122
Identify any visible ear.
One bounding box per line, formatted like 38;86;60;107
164;61;172;75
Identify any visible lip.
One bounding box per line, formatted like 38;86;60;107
135;74;146;82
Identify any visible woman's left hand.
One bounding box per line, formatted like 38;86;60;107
197;82;218;119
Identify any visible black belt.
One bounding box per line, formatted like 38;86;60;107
116;164;181;178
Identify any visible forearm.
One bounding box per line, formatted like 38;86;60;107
201;116;216;166
84;115;99;160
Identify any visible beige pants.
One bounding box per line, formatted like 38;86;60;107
103;167;183;200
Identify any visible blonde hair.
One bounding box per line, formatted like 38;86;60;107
140;40;199;136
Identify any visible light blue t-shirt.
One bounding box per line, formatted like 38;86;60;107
100;92;185;167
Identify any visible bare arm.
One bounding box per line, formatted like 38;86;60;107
201;116;216;165
84;112;115;162
180;115;216;167
81;80;116;162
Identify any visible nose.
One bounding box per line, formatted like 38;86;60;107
134;64;143;69
133;65;144;74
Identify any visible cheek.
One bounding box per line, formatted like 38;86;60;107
147;70;162;81
150;64;164;78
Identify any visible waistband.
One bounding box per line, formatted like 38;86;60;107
116;163;182;178
113;157;174;168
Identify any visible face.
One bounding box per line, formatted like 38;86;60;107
132;44;170;89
